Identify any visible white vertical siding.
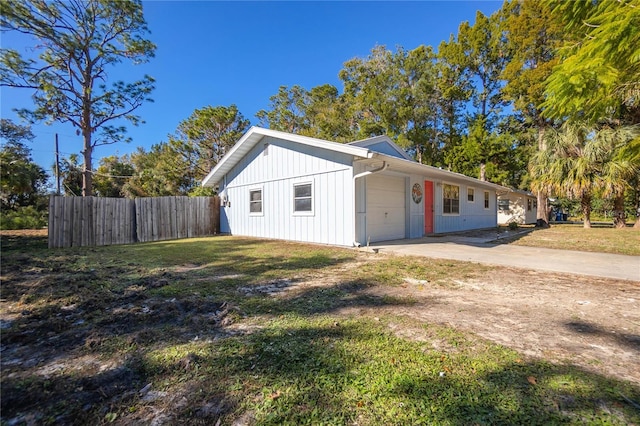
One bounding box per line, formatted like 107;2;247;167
498;193;537;225
219;136;355;246
433;180;497;233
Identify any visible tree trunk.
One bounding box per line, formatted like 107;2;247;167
581;193;592;229
479;162;486;181
612;192;626;228
634;178;640;228
82;131;93;197
82;70;93;197
535;125;549;227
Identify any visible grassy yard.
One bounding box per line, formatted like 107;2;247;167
1;231;639;425
505;224;640;256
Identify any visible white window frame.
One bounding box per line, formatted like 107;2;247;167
484;191;490;209
293;181;314;216
467;187;475;203
442;183;460;215
249;186;263;216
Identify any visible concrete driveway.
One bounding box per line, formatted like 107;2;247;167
370;234;640;282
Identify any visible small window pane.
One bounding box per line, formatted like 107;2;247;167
294;183;313;213
467;188;474;202
250;189;262;213
484;191;490;209
498;199;509;211
295;184;312;198
294;198;312;212
443;184;459;214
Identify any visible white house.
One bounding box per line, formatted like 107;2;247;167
202;127;509;246
497;190;537;225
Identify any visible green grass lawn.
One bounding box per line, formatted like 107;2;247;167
505;224;640;256
1;232;639;425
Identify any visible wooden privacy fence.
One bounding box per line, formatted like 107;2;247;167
48;196;220;248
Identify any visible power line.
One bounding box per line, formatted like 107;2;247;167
28;148;77;156
55;162;134;179
90;170;134;179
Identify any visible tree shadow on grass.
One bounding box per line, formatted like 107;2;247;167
1;256;411;424
434;361;640;425
0;231;48;251
3;234;639;424
1;354;149;425
565;320;640;353
3;296;640;425
169;322;640;425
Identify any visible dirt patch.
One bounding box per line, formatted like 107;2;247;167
1;289;236;425
0;229;48;238
340;263;640;385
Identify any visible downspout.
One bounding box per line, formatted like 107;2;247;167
353;161;388;181
352;161;388;247
220;174;228;206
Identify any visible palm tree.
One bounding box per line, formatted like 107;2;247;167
531;123;640;229
530;122;598;228
593;125;640;228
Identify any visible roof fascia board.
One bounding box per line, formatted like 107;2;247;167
505;189;536;197
257;127;371;157
201;126;260;187
370;153;511;192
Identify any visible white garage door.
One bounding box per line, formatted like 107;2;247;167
366;174;406;242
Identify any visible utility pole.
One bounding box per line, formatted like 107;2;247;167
55;133;61;195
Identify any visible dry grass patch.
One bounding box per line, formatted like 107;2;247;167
504;224;640;255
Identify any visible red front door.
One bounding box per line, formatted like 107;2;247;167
424;180;434;234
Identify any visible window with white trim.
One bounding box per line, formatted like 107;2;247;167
498;199;509;211
467;187;475;202
293;182;313;213
527;198;532;211
484;191;490;209
443;184;459;214
249;189;262;214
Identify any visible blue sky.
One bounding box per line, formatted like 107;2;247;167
1;1;503;173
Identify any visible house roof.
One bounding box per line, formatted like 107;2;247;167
500;188;536;197
201;127;373;187
347;135;413;160
202;126;511;193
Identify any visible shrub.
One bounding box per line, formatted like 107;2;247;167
0;205;47;230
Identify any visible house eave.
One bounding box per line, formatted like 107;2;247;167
364;154;511;192
202;126;372;188
348;135;413;161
